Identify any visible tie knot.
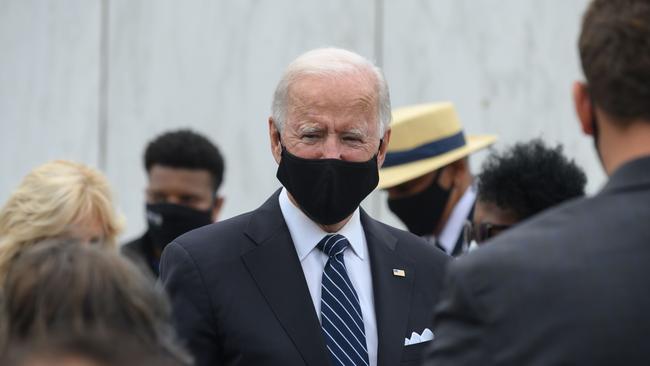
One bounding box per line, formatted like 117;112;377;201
317;234;349;258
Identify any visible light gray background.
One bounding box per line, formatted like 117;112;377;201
0;0;602;241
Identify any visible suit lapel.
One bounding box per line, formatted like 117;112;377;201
241;191;330;366
362;211;415;366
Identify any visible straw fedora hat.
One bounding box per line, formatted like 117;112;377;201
379;102;497;189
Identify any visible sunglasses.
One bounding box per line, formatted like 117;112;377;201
462;220;512;249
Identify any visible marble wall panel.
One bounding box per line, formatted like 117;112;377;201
106;0;377;240
0;0;607;240
0;1;102;204
377;0;604;229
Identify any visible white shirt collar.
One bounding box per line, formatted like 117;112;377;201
278;188;366;261
438;184;476;254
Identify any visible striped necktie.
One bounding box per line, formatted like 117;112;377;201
317;234;369;366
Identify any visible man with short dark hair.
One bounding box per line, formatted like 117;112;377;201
122;129;225;277
425;0;650;364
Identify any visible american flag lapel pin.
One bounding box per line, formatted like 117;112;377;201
393;268;406;277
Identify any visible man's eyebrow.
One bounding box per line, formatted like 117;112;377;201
295;124;323;133
342;128;366;137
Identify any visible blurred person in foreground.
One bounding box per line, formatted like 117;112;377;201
122;129;225;277
2;335;184;366
426;0;650;364
0;160;122;282
161;47;449;366
0;239;190;365
463;138;587;250
378;102;497;256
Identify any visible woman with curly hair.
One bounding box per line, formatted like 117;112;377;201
464;139;587;249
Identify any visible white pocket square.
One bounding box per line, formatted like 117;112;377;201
404;328;434;346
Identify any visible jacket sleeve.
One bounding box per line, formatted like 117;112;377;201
160;241;222;366
423;259;492;366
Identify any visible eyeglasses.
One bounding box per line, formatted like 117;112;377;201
462;220;512;249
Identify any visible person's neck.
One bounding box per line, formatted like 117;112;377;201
599;119;650;175
287;191;352;233
318;219;351;233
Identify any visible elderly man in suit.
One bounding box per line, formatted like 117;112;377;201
161;48;449;366
425;0;650;364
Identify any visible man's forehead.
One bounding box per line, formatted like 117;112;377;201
285;105;377;132
288;73;377;103
287;85;377;119
288;96;375;116
148;166;213;189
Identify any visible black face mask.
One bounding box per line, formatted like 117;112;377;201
146;203;213;251
387;169;452;236
276;147;379;226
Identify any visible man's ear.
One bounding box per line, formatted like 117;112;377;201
269;117;282;164
377;128;392;167
211;196;224;222
573;81;594;136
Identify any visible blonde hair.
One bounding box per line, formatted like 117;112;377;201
0;160;123;280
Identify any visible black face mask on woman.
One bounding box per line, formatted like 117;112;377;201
146;203;213;251
387;169;452;236
276;146;380;226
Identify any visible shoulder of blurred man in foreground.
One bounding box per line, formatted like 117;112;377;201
425;0;650;363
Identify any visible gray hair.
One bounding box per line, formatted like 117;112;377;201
271;47;391;137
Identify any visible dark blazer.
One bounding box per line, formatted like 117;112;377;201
425;156;650;366
122;232;158;277
161;189;449;366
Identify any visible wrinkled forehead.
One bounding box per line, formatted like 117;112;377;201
286;74;379;121
147;165;214;193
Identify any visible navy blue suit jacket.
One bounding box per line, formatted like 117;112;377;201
161;190;449;366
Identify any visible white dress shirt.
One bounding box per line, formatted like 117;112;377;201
437;185;476;254
279;188;378;366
